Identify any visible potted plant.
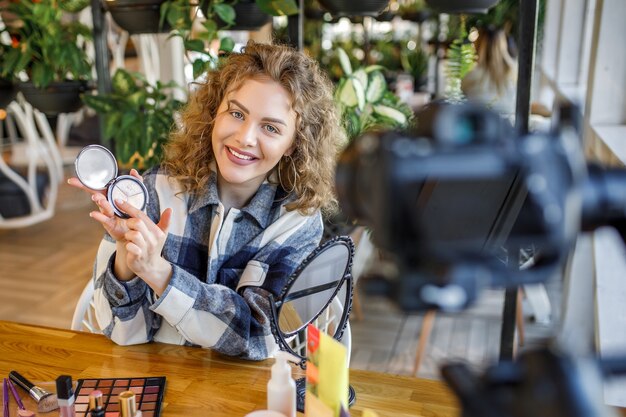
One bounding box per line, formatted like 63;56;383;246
81;69;185;170
0;0;93;115
425;0;500;14
400;44;429;92
0;26;15;109
324;48;413;237
398;0;432;22
161;0;298;79
105;0;171;35
317;0;390;17
444;20;476;103
334;47;413;144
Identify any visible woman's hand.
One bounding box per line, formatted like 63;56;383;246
67;169;144;242
116;199;173;295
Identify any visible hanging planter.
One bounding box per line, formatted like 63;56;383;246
317;0;390;17
0;79;16;109
400;9;432;22
425;0;500;14
105;0;171;34
203;0;271;31
18;80;90;116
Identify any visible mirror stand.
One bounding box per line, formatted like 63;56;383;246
295;378;357;413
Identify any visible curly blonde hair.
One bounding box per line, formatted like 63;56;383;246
162;41;345;215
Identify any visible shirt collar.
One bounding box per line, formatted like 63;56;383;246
188;162;282;228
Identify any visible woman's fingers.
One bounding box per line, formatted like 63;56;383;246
125;241;142;257
92;194;115;217
129;169;144;181
124;229;147;249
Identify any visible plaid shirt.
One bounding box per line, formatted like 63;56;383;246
93;166;323;360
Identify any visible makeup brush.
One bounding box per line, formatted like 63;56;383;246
3;379;9;417
6;379;35;417
8;371;59;413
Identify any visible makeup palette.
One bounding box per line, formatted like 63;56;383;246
74;377;166;417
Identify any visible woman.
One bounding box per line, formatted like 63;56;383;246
462;27;518;115
69;41;345;360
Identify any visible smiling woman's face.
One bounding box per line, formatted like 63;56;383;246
211;76;298;193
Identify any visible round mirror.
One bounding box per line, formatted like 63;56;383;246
269;236;356;412
75;144;149;218
75;145;117;190
277;238;352;336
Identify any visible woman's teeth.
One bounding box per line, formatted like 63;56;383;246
228;147;254;160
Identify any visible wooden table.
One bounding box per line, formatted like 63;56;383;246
0;321;459;417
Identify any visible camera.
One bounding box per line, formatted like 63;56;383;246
336;102;626;311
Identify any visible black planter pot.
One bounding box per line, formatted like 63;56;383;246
425;0;500;14
18;80;90;116
375;11;395;22
400;10;433;23
0;78;16;109
104;0;170;34
204;1;271;31
317;0;390;17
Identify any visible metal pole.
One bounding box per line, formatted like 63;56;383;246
514;0;539;134
90;0;111;146
286;0;303;50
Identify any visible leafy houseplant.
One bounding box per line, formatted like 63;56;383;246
82;69;185;170
161;0;299;79
334;48;413;142
0;0;92;89
401;45;429;92
0;0;93;114
444;20;476;103
0;26;16;109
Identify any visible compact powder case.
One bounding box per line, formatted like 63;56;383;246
75;144;149;218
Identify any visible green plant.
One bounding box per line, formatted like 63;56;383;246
82;69;185;170
398;0;427;15
334;48;413;141
400;45;429;90
466;0;546;41
0;0;93;88
445;19;476;103
161;0;299;79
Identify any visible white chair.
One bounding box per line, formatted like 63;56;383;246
0;95;63;229
71;278;101;333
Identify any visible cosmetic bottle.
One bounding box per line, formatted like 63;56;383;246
56;375;76;417
267;351;296;417
118;390;143;417
88;390;105;417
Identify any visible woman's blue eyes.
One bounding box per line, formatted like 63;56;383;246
229;111;280;134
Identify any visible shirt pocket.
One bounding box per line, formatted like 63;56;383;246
236;260;269;292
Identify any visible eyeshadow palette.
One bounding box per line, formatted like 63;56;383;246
74;377;166;417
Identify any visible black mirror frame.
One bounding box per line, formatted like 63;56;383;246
269;235;355;368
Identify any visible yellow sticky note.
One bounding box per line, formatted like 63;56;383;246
318;330;348;416
305;391;334;417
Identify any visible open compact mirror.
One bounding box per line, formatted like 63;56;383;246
75;144;148;218
269;236;355;412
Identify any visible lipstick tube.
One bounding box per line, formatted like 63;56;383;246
88;390;105;417
118;391;142;417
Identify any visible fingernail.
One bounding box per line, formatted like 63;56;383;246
91;195;96;201
89;212;92;218
67;179;71;184
115;199;124;205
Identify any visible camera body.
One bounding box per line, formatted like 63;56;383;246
336;102;587;310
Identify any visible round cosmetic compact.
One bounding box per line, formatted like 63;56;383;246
75;144;149;218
